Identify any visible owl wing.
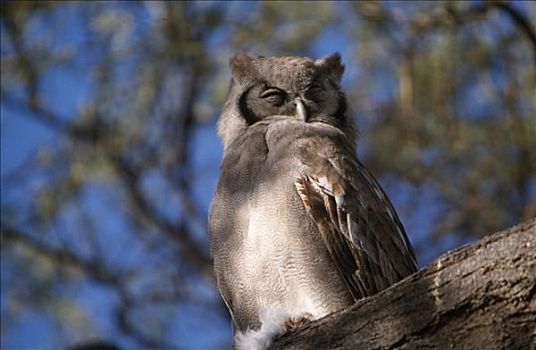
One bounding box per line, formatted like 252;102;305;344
295;140;418;301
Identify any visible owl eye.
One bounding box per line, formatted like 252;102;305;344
305;84;325;101
260;88;286;106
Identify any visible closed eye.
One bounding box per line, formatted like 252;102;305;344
260;87;285;98
260;87;286;106
305;84;325;100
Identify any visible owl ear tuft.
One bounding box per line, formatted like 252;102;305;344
316;53;345;83
230;53;255;84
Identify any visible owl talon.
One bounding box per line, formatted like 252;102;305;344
283;313;313;333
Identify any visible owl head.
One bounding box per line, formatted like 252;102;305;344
218;53;355;150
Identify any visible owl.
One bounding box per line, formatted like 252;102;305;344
209;53;418;349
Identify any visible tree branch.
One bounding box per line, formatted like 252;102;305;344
491;1;536;65
272;218;536;349
1;224;181;349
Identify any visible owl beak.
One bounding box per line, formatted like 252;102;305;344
295;98;307;122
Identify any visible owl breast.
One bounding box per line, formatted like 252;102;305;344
210;119;353;332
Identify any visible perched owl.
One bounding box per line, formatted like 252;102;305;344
209;53;418;349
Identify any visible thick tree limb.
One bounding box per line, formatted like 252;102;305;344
272;219;536;350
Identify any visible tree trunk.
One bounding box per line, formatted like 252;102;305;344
271;219;536;350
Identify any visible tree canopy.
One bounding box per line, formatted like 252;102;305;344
1;2;534;349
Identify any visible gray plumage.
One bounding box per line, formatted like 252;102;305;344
209;53;418;348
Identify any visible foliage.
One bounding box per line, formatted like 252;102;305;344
1;1;534;349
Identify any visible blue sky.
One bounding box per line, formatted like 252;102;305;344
2;2;533;349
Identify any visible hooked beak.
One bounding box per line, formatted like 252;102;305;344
295;98;307;122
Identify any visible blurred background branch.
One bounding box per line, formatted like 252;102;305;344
1;1;534;349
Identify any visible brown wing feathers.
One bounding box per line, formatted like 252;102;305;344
295;177;364;300
295;150;417;300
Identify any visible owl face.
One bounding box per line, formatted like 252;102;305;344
230;54;347;128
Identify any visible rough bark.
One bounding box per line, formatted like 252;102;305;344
271;218;536;350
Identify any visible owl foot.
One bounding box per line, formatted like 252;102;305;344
283;312;313;333
235;308;308;350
